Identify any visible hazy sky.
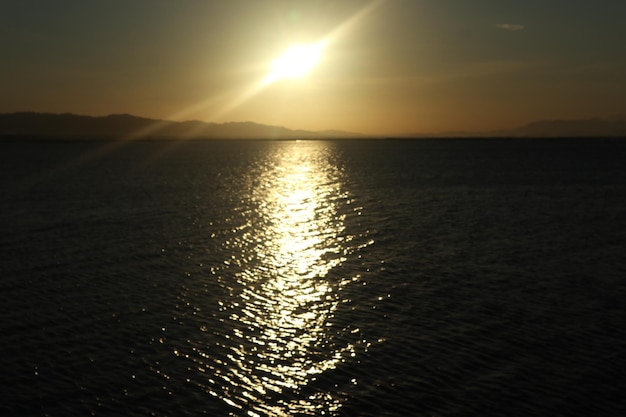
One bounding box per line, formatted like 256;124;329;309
2;0;625;134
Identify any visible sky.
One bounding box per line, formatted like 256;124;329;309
1;0;625;135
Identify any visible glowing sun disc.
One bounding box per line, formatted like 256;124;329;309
266;42;324;83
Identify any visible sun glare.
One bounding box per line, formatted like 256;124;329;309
199;1;383;122
265;42;325;84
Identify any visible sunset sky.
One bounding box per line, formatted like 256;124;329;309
2;0;625;135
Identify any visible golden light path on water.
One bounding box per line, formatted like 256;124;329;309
236;142;351;415
177;141;371;416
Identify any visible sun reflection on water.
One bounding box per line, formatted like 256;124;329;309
180;141;367;416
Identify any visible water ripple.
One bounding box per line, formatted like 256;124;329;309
173;141;374;415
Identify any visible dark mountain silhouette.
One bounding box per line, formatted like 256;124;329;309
392;116;626;138
492;117;626;137
0;112;361;140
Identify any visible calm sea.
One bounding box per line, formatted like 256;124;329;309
1;138;626;416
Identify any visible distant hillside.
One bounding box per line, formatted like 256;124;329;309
492;117;626;137
0;112;361;140
394;116;626;138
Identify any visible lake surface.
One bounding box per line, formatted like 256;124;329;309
2;138;626;416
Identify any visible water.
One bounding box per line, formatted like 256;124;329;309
2;138;626;416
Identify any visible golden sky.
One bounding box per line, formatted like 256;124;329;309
2;0;626;135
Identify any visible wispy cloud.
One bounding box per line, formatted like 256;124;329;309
496;23;525;31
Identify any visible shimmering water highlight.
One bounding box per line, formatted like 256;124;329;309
174;141;370;415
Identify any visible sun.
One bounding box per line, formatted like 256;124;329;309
265;42;325;84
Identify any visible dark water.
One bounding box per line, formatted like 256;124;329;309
2;138;626;416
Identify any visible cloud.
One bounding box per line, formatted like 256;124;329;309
496;23;525;31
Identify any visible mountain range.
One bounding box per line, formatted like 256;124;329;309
0;112;360;140
489;116;626;137
409;115;626;138
1;112;626;139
